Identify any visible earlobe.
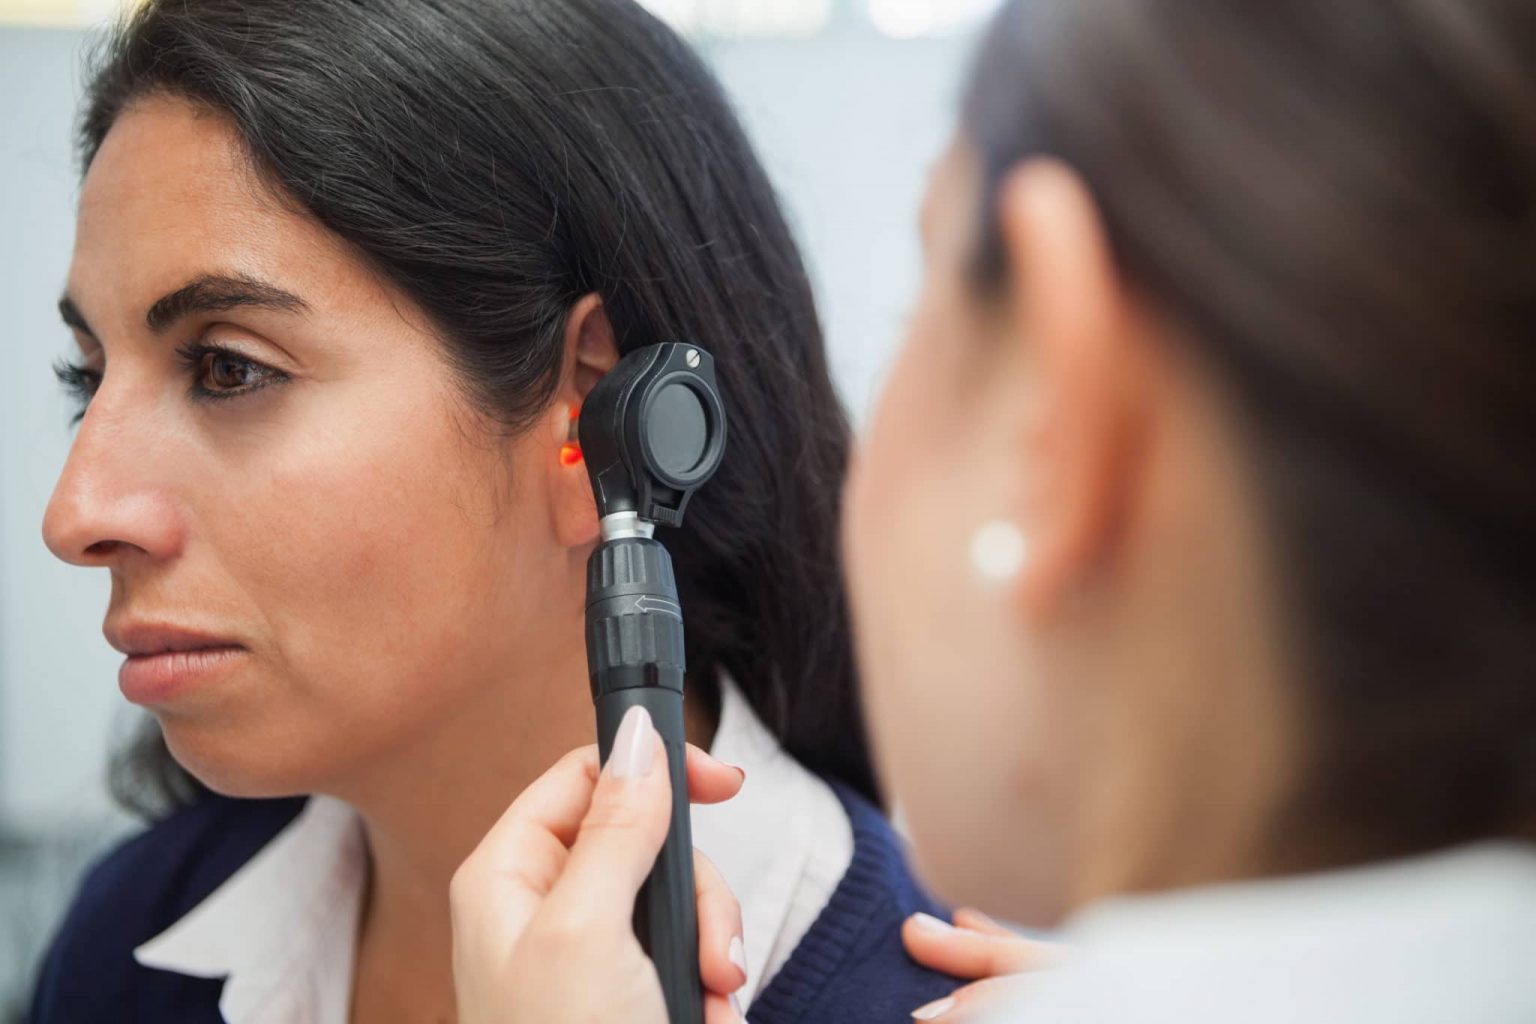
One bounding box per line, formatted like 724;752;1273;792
550;294;619;549
549;397;600;548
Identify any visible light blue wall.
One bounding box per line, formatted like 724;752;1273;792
712;29;971;422
1;27;126;837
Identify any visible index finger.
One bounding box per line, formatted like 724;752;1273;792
901;913;1056;981
480;742;744;857
452;741;746;943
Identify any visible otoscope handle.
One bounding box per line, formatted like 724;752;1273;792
587;536;704;1024
595;688;701;1024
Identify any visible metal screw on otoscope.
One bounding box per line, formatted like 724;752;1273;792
576;342;728;1024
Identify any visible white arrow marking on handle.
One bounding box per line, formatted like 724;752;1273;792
632;595;682;619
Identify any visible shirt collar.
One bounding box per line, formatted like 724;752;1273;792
134;794;366;1023
692;673;852;1004
133;674;844;1020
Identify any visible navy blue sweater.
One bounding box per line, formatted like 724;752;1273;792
29;782;953;1023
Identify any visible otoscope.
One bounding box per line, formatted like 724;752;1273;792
577;342;727;1024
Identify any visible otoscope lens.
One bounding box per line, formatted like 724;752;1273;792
648;382;710;477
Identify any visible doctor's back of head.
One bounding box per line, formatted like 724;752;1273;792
843;0;1536;1018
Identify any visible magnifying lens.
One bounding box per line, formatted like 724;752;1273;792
578;342;727;1024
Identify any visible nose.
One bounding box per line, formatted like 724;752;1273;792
43;401;186;569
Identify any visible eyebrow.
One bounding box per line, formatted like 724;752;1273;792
59;272;310;344
58;295;96;341
144;273;307;333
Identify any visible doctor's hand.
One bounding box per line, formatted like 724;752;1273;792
451;706;749;1024
901;908;1063;1021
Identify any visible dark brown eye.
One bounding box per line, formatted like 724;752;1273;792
176;342;290;402
175;341;289;402
201;351;256;391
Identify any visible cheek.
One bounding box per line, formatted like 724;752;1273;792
851;300;1068;919
844;322;946;726
851;313;1005;812
157;377;547;797
845;306;954;595
211;378;528;736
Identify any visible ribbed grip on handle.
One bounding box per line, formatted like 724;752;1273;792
588;533;679;592
586;538;685;700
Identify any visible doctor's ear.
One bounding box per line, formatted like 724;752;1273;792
995;159;1144;622
549;293;619;548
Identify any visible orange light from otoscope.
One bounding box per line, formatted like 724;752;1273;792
560;404;584;465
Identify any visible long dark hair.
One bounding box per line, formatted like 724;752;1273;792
80;0;878;815
964;0;1536;865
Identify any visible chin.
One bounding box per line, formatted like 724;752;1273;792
911;827;1072;929
160;718;326;801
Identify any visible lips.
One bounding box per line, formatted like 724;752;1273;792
105;621;243;658
106;621;249;704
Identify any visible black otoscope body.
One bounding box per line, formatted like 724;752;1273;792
579;342;727;1024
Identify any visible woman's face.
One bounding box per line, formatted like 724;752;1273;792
844;144;1075;920
847;143;1300;922
44;96;583;798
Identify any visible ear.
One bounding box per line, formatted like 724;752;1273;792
998;159;1147;620
548;293;621;549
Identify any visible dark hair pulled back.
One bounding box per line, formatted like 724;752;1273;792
82;0;877;815
965;0;1536;864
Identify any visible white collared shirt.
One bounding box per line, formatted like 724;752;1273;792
988;841;1536;1023
135;677;853;1023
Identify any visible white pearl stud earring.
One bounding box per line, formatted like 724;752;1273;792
969;520;1029;584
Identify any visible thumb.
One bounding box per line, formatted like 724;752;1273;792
542;704;673;923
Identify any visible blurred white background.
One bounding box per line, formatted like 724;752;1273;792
0;0;986;1015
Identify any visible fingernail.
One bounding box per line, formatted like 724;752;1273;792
911;912;954;933
702;748;745;778
611;706;657;778
912;996;956;1021
728;934;747;979
730;991;744;1021
962;907;1004;930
